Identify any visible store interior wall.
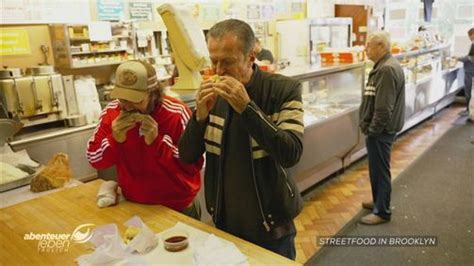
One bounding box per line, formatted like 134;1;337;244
0;24;117;85
1;0;472;80
0;25;53;70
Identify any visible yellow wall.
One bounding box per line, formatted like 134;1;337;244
1;25;53;69
0;24;116;85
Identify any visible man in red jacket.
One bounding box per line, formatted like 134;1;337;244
86;60;203;219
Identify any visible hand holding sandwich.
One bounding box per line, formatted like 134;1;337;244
112;111;138;143
139;114;158;145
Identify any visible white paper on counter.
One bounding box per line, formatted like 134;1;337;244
76;216;157;266
77;220;248;266
140;222;248;266
193;234;248;266
0;144;39;168
124;216;158;254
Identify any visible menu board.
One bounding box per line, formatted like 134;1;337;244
129;2;153;21
97;0;125;21
0;28;31;56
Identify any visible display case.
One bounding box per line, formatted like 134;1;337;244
392;44;462;132
50;23;135;69
279;62;365;192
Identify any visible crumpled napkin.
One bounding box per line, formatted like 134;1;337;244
76;216;158;265
96;180;124;208
124;216;159;254
193;234;248;266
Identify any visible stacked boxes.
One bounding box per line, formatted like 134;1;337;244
319;51;365;66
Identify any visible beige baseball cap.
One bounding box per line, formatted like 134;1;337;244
110;60;158;103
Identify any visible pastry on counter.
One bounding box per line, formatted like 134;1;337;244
30;153;72;192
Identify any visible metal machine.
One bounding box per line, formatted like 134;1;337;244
0;67;67;127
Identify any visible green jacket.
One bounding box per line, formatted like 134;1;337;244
179;66;304;232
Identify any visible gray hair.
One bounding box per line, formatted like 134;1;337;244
207;19;256;56
367;31;391;52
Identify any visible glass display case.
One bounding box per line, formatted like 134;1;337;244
280;63;365;191
301;64;363;126
390;44;462;131
395;46;445;86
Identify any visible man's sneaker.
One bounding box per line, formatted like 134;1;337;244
362;201;374;210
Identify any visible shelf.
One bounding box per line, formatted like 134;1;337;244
136;55;161;59
392;44;450;59
112;35;130;39
70;37;90;41
70;38;121;43
71;48;128;55
71;61;127;69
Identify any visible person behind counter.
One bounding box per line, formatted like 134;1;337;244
86;60;203;219
456;28;474;118
359;31;405;225
178;19;304;260
255;37;274;64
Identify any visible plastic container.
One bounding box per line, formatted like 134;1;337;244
162;229;189;252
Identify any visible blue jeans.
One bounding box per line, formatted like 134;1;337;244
253;233;296;260
366;133;396;220
181;198;201;220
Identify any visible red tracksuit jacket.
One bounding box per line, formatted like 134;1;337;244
86;96;203;211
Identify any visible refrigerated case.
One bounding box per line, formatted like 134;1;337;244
278;62;365;192
392;44;463;132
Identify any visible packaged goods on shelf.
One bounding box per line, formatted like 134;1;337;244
319;47;365;66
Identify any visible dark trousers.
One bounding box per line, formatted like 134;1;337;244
366;133;396;220
464;72;473;111
252;233;296;260
181;198;201;221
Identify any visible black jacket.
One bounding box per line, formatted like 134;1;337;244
179;66;304;232
459;43;474;73
360;53;405;135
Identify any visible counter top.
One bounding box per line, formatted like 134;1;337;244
0;179;83;209
0;179;300;265
10;123;96;146
277;62;365;79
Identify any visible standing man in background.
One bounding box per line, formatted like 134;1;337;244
456;28;474;118
359;31;405;225
179;19;304;259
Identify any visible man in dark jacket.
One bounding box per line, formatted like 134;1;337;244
179;19;304;259
255;37;275;64
457;28;474;118
359;31;405;225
